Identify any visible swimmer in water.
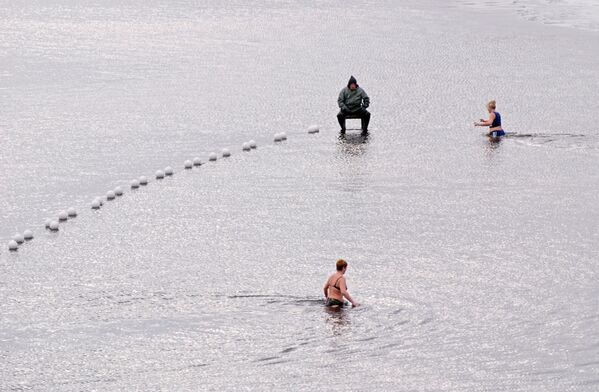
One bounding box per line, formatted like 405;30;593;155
323;259;359;308
474;100;505;138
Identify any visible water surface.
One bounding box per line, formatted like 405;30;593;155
1;1;598;390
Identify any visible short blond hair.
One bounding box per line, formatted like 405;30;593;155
336;259;348;271
487;100;496;110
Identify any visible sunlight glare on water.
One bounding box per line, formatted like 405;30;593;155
1;1;598;390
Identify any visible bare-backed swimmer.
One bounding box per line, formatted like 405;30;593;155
323;259;359;308
474;100;505;138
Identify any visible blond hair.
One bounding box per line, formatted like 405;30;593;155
487;100;496;110
336;259;348;271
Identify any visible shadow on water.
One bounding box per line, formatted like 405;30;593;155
337;130;370;157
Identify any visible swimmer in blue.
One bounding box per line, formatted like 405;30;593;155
474;100;505;138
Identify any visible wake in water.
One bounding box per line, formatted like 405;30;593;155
504;132;599;150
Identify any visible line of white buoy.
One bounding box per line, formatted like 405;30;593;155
8;127;319;252
8;229;34;251
9;204;81;250
274;132;288;142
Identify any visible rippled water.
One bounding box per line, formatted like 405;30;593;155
1;1;599;391
454;0;599;31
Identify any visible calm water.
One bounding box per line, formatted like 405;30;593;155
1;1;598;390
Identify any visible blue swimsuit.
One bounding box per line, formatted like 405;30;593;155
490;112;505;137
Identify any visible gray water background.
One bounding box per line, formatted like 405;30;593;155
1;1;599;390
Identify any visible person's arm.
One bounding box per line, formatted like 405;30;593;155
338;89;348;112
474;112;495;126
339;278;359;307
361;89;370;109
323;280;330;298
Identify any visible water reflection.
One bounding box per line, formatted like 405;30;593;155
324;305;351;335
481;132;504;160
337;130;370;157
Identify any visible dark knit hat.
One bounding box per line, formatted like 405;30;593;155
347;75;358;87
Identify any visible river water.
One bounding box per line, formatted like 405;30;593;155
1;1;598;390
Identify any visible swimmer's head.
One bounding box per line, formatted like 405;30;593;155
487;100;496;111
336;259;348;272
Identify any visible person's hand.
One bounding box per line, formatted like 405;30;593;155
352;303;360;308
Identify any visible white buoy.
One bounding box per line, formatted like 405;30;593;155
131;179;140;188
274;133;282;142
58;210;68;221
165;166;174;176
222;148;231;157
184;160;193;169
139;176;148;185
13;233;24;244
281;132;287;140
114;186;123;196
107;190;116;200
156;170;165;179
67;207;77;217
49;221;59;231
249;140;257;149
242;142;250;151
8;240;18;251
45;218;52;228
96;197;104;205
209;152;217;161
24;229;33;240
91;198;101;209
193;157;202;166
308;125;320;134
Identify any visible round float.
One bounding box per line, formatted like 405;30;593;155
8;240;18;251
24;230;33;240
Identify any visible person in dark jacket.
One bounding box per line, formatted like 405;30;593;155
337;75;370;133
